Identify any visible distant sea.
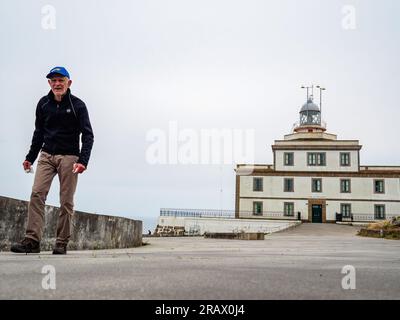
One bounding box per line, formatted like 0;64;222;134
134;215;159;235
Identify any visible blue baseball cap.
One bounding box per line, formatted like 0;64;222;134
46;66;70;79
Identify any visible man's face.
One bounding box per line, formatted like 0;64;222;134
48;75;72;96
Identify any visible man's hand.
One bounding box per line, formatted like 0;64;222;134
23;160;32;172
73;163;86;174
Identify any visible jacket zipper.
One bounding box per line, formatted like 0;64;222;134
53;103;60;154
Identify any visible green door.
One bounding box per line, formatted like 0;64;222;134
312;205;322;223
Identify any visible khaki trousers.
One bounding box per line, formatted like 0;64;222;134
25;151;79;245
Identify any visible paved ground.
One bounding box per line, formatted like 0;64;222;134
0;223;399;299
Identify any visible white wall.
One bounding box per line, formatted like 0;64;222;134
239;175;400;219
239;198;308;219
240;176;400;200
274;150;359;172
157;216;300;234
239;198;400;221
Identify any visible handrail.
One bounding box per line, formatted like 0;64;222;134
160;208;299;220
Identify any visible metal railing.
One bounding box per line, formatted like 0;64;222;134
160;208;235;218
339;213;399;222
161;209;399;223
239;211;299;220
160;208;299;220
291;120;327;132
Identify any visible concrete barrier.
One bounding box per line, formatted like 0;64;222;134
0;196;142;251
156;216;301;236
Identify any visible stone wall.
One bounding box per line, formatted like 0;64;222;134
0;196;142;251
153;225;185;237
358;228;400;240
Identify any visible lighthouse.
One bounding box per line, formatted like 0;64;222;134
235;86;400;223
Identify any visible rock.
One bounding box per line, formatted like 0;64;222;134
392;219;400;227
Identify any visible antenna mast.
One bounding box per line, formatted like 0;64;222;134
316;85;326;119
301;85;314;101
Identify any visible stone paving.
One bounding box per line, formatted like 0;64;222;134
0;223;399;299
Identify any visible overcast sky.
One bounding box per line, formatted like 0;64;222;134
0;0;399;221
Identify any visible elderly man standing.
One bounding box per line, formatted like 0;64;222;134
11;66;94;255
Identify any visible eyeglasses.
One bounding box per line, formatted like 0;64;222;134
49;78;68;83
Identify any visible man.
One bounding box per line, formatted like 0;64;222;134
11;66;94;255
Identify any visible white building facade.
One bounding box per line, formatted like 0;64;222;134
235;96;400;223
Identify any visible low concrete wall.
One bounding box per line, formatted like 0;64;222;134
0;196;142;251
156;216;301;236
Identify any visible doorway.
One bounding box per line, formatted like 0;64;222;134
311;205;323;223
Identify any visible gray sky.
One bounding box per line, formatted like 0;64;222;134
0;0;399;220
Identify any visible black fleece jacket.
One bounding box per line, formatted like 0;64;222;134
25;88;94;167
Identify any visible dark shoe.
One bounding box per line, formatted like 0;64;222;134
52;243;67;255
10;238;40;254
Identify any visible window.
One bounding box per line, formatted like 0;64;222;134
374;180;385;194
340;179;351;193
340;204;351;218
340;152;350;166
307;153;326;166
374;205;385;220
284;202;294;216
253;177;263;192
284;152;294;166
284;178;294;192
312;178;322;192
253;202;263;216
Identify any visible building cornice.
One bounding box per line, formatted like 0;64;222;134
271;145;362;151
236;169;400;178
240;196;400;203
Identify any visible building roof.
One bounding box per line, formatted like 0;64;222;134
300;98;320;112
